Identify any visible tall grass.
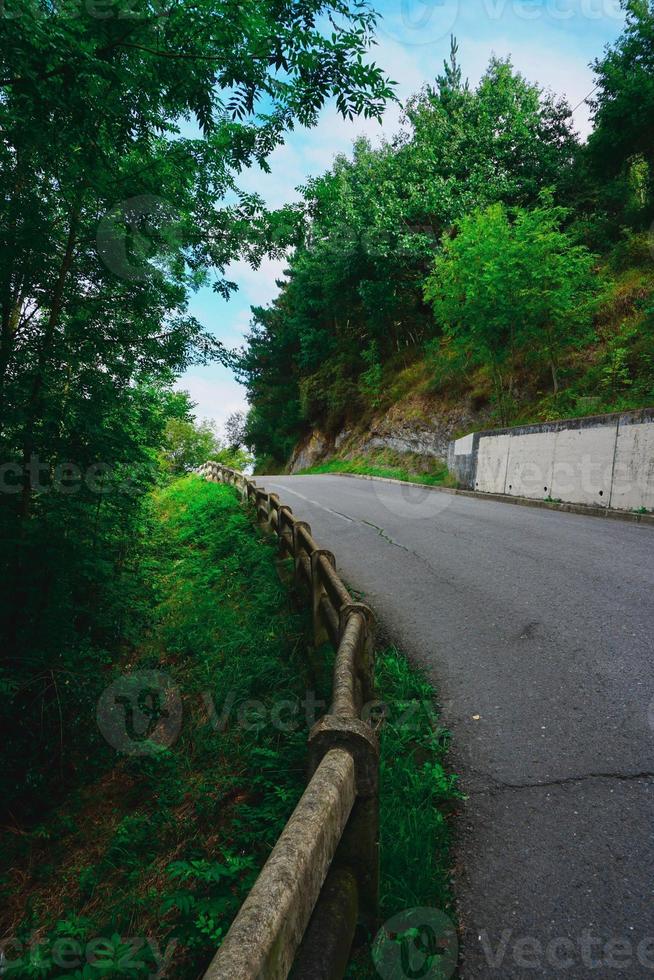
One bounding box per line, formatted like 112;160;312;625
301;455;456;487
347;648;461;977
1;477;315;978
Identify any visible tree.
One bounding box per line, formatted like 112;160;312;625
588;2;654;177
160;418;220;475
237;44;581;459
0;0;394;495
0;0;394;812
424;200;600;420
160;415;250;474
224;411;247;450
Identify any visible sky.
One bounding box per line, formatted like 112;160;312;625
177;0;626;434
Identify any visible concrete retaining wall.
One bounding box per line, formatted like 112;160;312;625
448;408;654;513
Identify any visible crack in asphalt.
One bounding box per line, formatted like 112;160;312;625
358;518;453;581
269;481;449;580
360;519;413;553
475;771;654;795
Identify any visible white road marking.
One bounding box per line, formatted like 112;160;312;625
266;482;355;524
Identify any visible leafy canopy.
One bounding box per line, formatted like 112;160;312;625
237;42;581;461
0;0;394;812
424;199;600;415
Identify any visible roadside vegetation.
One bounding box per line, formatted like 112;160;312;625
1;474;459;977
300;452;456;487
0;477;313;976
1;0;392;860
238;6;654;471
375;651;459;938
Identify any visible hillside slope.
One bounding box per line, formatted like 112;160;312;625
239;15;654;478
284;255;654;480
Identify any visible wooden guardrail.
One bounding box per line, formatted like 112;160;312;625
197;460;379;980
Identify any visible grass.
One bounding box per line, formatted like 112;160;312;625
347;647;461;977
1;476;315;978
300;453;457;488
1;475;459;979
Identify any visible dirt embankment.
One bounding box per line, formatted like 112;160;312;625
288;393;489;473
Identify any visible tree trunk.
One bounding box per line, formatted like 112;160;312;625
19;205;80;520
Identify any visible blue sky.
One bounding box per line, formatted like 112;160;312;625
178;0;626;433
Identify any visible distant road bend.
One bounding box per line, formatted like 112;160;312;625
267;474;654;979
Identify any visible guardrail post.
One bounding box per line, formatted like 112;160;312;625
308;714;380;935
278;506;294;555
340;603;375;708
268;492;281;533
292;521;312;584
311;549;335;648
254;489;268;526
292;865;358;979
239;476;249;504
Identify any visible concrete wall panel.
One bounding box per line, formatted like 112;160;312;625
610;420;654;511
504;432;556;500
448;408;654;513
475;435;510;494
550;423;618;508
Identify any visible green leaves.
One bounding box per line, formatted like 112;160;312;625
424;198;601;419
0;0;394;821
238;46;582;461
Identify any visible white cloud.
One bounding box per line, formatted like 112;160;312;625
225;256;288;308
176;374;248;433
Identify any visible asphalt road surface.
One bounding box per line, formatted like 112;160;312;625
266;474;654;979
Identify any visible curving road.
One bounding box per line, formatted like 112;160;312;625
266;474;654;979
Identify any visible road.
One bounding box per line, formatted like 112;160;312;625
266;474;654;979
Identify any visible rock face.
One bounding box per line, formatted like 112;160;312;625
287;395;488;473
288;431;331;473
340;397;483;463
